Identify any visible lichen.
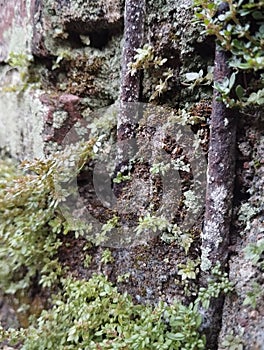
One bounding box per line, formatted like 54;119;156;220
0;0;33;61
0;87;46;159
52;111;69;129
200;247;213;271
201;186;228;271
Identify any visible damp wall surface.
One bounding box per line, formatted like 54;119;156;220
0;0;123;159
0;1;263;349
0;0;209;159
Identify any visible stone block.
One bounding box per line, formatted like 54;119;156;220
41;93;82;147
0;85;83;159
0;87;46;160
32;0;123;57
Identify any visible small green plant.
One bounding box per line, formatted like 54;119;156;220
128;43;175;101
237;202;259;229
52;49;72;70
150;156;191;176
161;225;194;254
96;215;120;245
244;238;264;269
117;272;131;283
178;259;200;281
7;52;33;68
128;44;167;76
134;213;195;254
100;248;114;264
214;71;238;106
220;332;244;350
195;264;233;309
182;67;214;90
133;210;197;254
167;107;205;127
4;51;35;92
195;0;264;70
172;157;191;173
194;0;264;107
83;254;92;268
135;214;169;235
243;282;263;309
150;69;174;101
150;161;171;176
0;275;206;349
113;171;131;183
183;190;200;215
113;159;134;184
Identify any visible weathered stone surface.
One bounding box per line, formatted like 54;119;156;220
41;93;83;151
0;69;84;159
0;86;46;159
0;0;33;61
60;0;123;32
218;124;264;349
0;0;122;159
32;0;123;57
0;1;263;348
0;293;19;330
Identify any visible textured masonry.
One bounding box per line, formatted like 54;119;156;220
0;0;122;159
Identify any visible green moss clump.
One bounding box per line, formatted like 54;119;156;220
0;141;94;294
0;124;233;350
1;275;205;350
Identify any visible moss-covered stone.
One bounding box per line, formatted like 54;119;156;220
141;0;214;106
33;0;123;56
218;116;264;349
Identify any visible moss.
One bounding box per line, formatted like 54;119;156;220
0;125;232;348
0;153;207;349
0;275;205;349
40;34;122;110
0;141;94;294
55;38;122;103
